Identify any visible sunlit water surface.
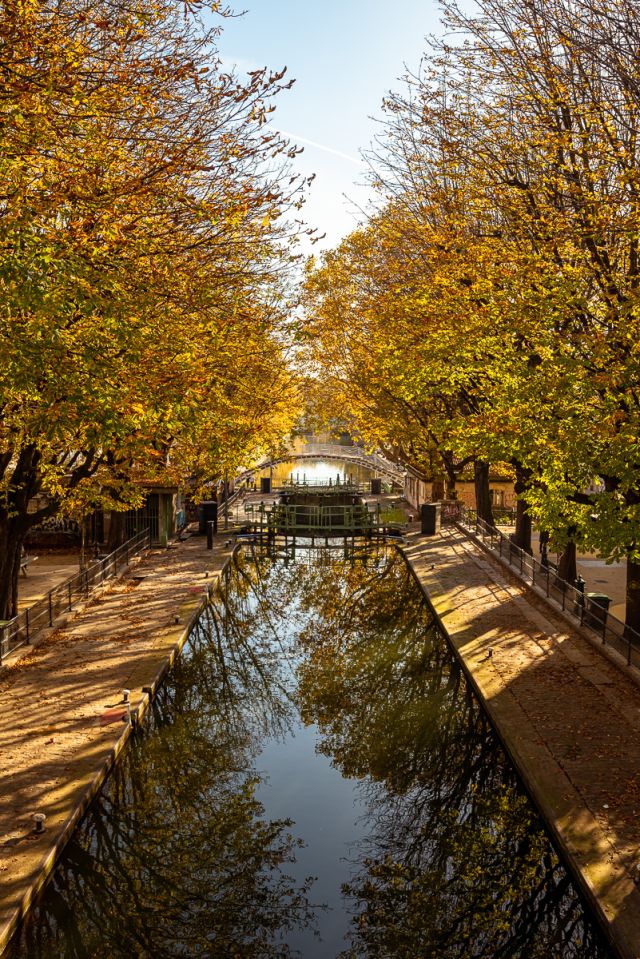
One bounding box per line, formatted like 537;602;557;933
258;458;377;488
9;544;612;958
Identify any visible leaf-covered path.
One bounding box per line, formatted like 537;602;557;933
0;532;231;954
405;527;640;959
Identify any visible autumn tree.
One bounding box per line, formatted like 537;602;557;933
427;0;640;628
306;0;640;631
0;0;307;618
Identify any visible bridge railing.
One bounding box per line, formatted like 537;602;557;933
233;444;406;492
279;479;364;491
238;502;408;537
292;444;404;480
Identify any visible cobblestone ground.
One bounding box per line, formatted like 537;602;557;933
404;527;640;959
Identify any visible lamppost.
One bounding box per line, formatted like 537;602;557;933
224;470;229;530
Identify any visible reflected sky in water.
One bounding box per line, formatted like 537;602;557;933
257;457;377;487
9;543;613;958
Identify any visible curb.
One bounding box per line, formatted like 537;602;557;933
0;546;233;956
399;532;631;959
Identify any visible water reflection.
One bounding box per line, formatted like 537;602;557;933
15;656;316;957
257;458;376;488
10;544;611;958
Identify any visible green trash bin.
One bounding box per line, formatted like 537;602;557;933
585;592;611;629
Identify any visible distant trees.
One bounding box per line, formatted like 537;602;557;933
304;0;640;632
0;0;307;617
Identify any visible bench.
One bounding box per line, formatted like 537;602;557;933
20;555;38;576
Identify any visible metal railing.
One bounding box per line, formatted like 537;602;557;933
279;480;367;493
458;512;640;670
0;528;151;665
291;444;405;484
238;502;408;538
462;506;518;526
242;444;406;488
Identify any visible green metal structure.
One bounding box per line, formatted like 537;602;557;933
240;485;407;540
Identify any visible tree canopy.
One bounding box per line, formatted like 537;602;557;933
303;0;640;631
0;0;308;616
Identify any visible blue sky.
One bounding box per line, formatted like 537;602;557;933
215;1;442;252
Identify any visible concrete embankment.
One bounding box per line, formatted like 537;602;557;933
403;527;640;959
0;531;232;955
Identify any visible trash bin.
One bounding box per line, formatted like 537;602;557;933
586;592;611;629
421;502;441;536
371;478;382;495
198;501;218;535
260;477;272;494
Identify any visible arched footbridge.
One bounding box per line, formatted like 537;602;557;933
243;443;405;488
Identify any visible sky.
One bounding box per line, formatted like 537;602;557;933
214;1;443;253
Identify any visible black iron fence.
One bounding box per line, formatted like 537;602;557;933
462;506;518;526
459;512;640;670
0;528;150;665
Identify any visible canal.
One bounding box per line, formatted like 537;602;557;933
257;457;380;489
8;543;612;957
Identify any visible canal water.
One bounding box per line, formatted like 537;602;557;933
9;544;611;958
257;458;378;488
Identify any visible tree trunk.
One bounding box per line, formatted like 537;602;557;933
511;463;532;554
0;519;25;621
107;511;126;552
0;444;42;620
625;557;640;639
474;459;495;527
557;541;577;585
0;444;99;620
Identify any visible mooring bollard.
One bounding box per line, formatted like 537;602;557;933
206;520;214;550
33;813;46;834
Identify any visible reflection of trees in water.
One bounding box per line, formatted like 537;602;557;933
16;753;313;958
292;550;609;959
11;572;318;959
12;544;609;959
338;768;610;959
203;542;400;744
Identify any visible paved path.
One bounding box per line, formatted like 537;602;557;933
16;552;80;612
404;527;640;959
502;526;628;621
0;531;232;954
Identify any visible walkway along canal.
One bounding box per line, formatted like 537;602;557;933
7;539;612;957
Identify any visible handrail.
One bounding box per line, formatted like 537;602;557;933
279;480;365;492
239;502;407;537
240;444;405;486
291;444;405;479
0;528;151;665
463;506;517;526
458;510;640;671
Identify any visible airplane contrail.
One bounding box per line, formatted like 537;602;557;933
278;130;363;166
